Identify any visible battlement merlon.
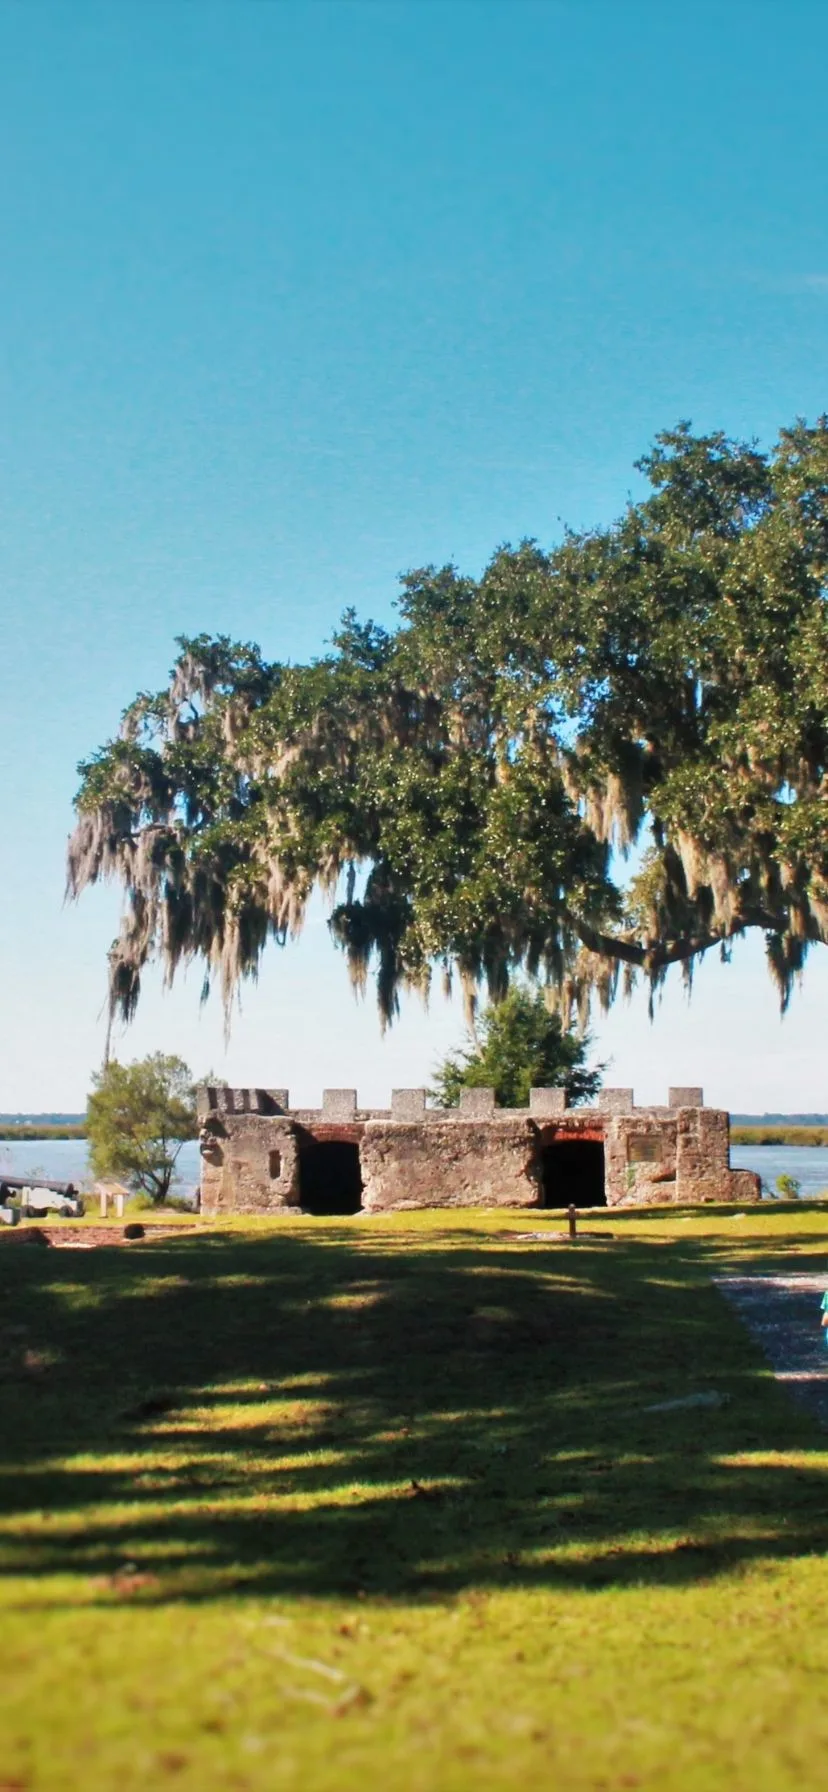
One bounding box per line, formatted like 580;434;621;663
197;1086;290;1120
195;1084;707;1121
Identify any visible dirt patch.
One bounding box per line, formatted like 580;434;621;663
0;1224;200;1250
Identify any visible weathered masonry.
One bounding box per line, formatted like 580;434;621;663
197;1085;760;1215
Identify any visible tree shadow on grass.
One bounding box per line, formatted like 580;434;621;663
1;1224;827;1606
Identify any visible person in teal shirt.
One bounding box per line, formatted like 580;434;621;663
822;1290;828;1344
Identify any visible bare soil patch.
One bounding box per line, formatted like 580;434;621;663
0;1223;199;1249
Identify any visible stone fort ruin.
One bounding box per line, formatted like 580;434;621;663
197;1084;760;1215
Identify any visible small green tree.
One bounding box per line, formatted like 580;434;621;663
775;1172;801;1200
431;986;603;1109
87;1054;197;1203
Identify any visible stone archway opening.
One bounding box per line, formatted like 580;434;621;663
540;1134;606;1208
298;1136;363;1215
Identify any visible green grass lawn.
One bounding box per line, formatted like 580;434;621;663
2;1205;828;1791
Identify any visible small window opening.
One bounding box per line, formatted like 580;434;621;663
268;1149;282;1180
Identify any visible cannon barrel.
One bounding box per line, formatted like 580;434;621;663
0;1176;78;1196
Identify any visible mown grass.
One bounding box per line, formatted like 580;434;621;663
2;1205;828;1791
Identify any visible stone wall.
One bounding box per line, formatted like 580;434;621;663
604;1113;679;1207
199;1113;301;1215
675;1106;732;1203
601;1106;758;1207
196;1084;761;1212
359;1117;539;1212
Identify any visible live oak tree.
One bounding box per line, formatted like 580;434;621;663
68;420;828;1031
431;986;603;1110
87;1054;197;1203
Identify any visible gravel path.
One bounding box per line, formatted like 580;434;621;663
714;1272;828;1428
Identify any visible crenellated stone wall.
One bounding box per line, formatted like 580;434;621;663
196;1084;761;1214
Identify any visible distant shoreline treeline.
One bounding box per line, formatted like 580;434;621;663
730;1126;828;1147
731;1114;828;1126
3;1120;828;1146
0;1124;87;1140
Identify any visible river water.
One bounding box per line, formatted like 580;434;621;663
729;1145;828;1200
0;1138;202;1201
1;1138;827;1203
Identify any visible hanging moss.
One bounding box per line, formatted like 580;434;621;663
67;419;828;1031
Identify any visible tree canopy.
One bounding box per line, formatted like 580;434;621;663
68;419;828;1031
431;986;602;1110
86;1054;197;1202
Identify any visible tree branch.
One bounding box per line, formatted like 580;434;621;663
567;905;788;975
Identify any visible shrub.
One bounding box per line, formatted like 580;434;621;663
431;985;603;1109
87;1054;197;1204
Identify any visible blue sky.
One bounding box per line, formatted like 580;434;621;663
2;0;828;1111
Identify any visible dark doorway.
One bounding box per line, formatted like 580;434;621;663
540;1138;605;1208
299;1140;363;1216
